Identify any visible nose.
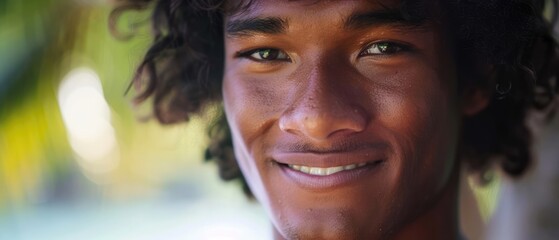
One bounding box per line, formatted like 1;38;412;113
279;67;368;141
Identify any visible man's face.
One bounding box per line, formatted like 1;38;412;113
223;0;461;239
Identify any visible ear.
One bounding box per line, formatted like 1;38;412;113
461;87;491;116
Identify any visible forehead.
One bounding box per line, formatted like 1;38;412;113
224;0;434;36
224;0;434;17
227;0;399;16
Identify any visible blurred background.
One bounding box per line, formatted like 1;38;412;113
0;0;271;239
0;0;544;239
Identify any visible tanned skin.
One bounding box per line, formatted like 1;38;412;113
222;0;488;239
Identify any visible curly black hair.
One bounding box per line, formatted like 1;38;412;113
111;0;559;196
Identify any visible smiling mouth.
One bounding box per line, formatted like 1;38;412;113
276;159;386;190
272;148;388;188
287;162;369;176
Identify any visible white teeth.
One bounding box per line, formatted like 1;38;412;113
344;164;356;170
287;163;367;176
326;166;345;175
309;168;325;175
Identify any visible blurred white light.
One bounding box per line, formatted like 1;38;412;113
58;67;119;174
61;87;111;140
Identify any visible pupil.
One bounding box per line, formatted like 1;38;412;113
260;49;277;59
378;43;389;53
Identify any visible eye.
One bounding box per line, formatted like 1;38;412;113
239;48;291;62
359;42;409;56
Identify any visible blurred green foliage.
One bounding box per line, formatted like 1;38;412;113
0;0;159;211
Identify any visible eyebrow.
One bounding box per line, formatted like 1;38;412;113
344;9;427;30
225;9;427;38
226;17;288;37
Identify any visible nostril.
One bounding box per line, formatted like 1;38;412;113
279;119;290;133
279;111;318;135
279;104;368;140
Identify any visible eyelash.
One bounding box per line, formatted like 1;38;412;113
358;41;411;57
236;48;291;63
236;41;411;63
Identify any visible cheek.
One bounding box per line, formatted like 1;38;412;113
222;71;289;200
376;66;460;198
222;72;287;144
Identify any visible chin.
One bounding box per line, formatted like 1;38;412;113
277;223;370;240
270;203;400;240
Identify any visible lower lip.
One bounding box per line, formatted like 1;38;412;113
277;160;385;191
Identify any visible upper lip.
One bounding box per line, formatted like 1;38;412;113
271;149;387;168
